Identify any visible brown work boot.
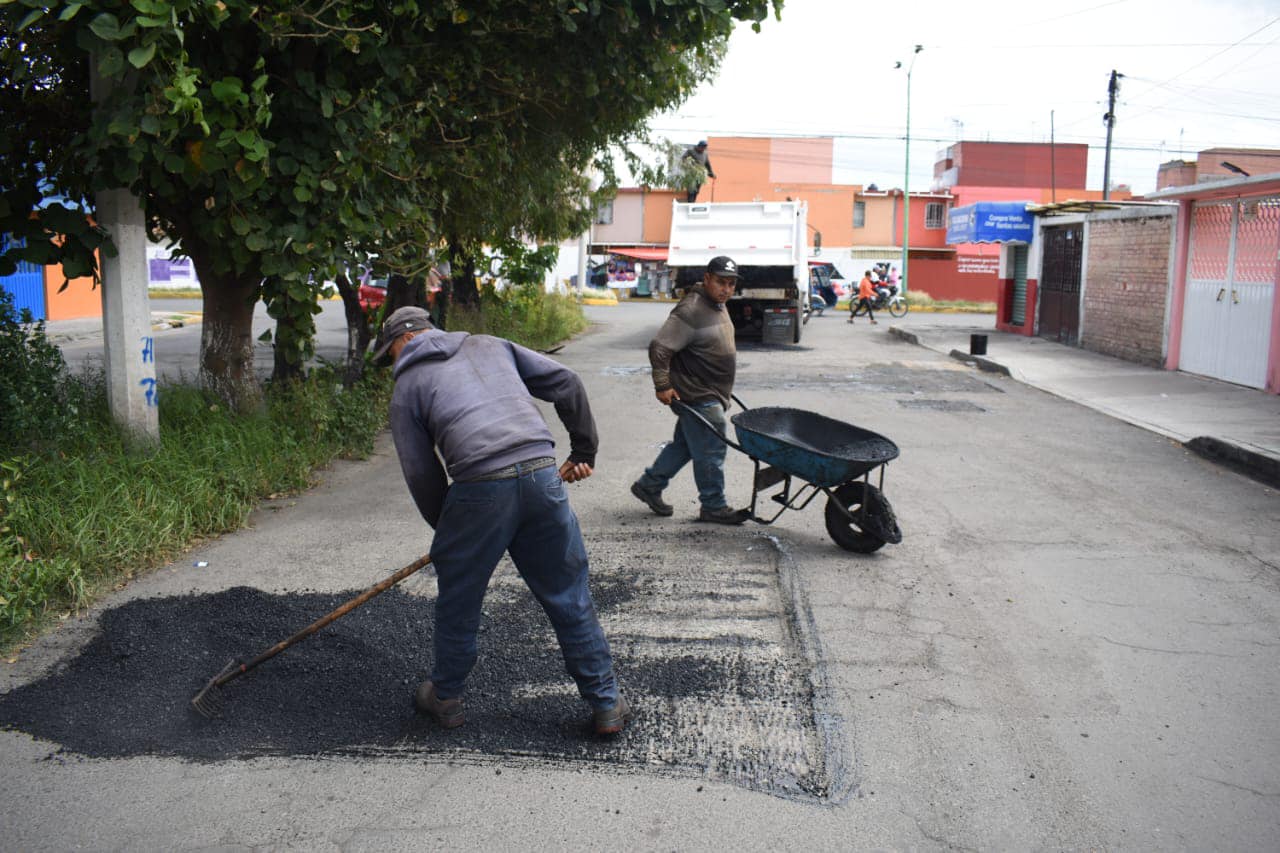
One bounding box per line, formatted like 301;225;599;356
593;694;632;736
698;506;749;525
415;681;465;729
631;480;673;517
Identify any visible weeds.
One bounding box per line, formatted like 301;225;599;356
446;283;588;351
1;367;391;647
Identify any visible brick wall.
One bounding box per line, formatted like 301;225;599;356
1081;214;1174;365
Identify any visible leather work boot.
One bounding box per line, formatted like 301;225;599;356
698;506;748;525
593;694;632;736
414;681;465;729
630;481;673;517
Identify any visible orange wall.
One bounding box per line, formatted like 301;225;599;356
858;195;897;245
44;261;100;321
641;189;680;243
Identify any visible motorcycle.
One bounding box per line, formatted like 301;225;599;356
850;281;908;319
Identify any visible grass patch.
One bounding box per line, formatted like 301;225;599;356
1;368;392;649
445;283;588;351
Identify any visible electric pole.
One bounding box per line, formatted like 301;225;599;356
1102;69;1123;200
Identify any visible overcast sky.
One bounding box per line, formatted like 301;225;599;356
645;0;1280;196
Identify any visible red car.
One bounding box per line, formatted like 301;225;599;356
358;275;388;313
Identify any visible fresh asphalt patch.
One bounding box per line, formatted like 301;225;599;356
0;535;849;802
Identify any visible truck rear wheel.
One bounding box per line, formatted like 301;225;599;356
793;307;803;343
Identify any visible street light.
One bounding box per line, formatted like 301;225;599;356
895;45;923;293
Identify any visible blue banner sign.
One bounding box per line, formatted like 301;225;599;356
946;202;1034;244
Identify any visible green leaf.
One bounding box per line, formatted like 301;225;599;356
211;78;243;102
230;216;251;236
97;47;125;76
245;232;270;252
293;186;312;202
258;329;273;342
127;43;157;69
17;8;45;31
88;12;123;41
319;179;337;192
59;4;84;22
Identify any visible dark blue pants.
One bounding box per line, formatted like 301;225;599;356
427;463;617;709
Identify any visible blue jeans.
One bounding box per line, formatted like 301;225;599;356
636;401;730;511
427;463;617;710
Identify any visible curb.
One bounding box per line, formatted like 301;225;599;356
947;349;1012;377
893;325;1278;491
1184;437;1280;490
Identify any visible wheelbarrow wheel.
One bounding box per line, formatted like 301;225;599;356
824;482;900;553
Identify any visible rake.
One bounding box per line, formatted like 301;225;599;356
190;553;433;718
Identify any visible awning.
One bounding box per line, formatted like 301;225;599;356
608;247;668;261
946;202;1033;244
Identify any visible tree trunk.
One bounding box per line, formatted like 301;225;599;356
267;276;307;387
333;271;370;387
446;234;480;308
196;272;263;412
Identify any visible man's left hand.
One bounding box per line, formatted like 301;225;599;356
559;460;593;483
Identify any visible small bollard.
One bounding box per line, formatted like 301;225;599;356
970;334;988;356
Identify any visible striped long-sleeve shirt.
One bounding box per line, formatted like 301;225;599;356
648;285;736;407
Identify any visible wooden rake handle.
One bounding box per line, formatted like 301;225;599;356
216;553;433;689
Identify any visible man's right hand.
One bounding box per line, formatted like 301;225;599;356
656;388;680;406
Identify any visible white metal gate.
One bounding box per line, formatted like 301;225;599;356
1180;195;1278;389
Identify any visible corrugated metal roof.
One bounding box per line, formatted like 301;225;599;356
1027;199;1172;215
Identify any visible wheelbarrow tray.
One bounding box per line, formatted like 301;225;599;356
730;406;899;488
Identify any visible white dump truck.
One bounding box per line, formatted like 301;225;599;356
666;200;811;344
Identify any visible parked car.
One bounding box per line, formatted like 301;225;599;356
359;275;388;313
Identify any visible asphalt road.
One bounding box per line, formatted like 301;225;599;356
3;302;1278;849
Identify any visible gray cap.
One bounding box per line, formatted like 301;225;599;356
373;306;433;364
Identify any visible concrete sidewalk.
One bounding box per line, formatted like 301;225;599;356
889;319;1280;489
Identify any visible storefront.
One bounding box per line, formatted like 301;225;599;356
603;246;670;297
946;202;1034;334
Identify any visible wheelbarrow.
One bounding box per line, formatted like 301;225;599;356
675;397;903;553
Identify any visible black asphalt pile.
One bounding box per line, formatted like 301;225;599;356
0;568;835;799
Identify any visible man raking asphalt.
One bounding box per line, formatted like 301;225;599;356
380;307;629;736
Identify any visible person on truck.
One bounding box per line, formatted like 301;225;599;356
681;140;716;203
630;255;748;525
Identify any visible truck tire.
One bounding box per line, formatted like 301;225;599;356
793;304;803;343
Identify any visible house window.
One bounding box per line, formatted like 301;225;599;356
595;201;613;225
925;202;945;229
853;200;866;228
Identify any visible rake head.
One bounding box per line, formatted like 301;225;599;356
190;659;239;719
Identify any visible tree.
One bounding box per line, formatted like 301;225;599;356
1;0;783;411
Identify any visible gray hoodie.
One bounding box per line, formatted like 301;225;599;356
389;330;598;527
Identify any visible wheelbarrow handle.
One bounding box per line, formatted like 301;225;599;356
671;400;747;454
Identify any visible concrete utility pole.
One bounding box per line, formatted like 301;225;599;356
96;189;159;444
91;59;159;444
1102;69;1123;200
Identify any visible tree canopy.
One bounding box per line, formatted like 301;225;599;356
2;0;782;407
